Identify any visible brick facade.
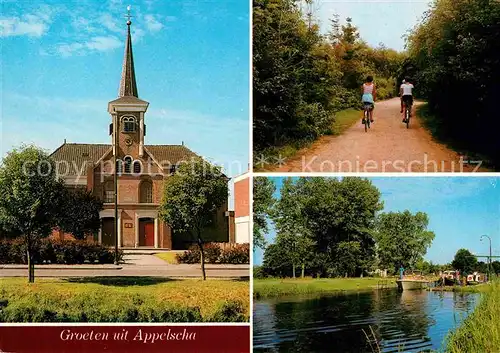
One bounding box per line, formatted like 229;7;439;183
233;173;250;244
49;19;231;250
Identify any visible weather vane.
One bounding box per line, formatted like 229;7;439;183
125;5;132;25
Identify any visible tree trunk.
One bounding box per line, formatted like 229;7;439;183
26;239;34;283
197;236;206;281
301;263;305;278
292;263;296;278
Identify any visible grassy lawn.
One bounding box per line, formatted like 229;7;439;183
154;252;179;264
254;277;397;299
445;281;500;353
0;277;249;322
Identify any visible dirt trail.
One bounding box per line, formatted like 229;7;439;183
272;98;487;173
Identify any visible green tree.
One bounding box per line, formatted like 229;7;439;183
451;249;478;275
277;225;315;278
407;0;500;166
253;177;276;249
335;241;362;277
375;211;435;273
253;0;340;151
415;259;440;275
261;242;293;277
0;145;64;282
271;177;382;277
57;187;103;240
159;158;228;280
253;1;406;155
491;261;500;275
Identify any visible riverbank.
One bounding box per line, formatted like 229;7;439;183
428;283;489;293
0;277;249;322
254;277;397;298
445;281;499;352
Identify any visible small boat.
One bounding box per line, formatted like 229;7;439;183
442;270;459;286
466;272;486;284
396;270;430;291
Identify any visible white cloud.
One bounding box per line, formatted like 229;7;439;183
57;42;85;57
0;15;48;37
0;4;57;38
132;28;146;43
144;14;163;32
86;36;122;51
100;13;121;33
71;16;97;33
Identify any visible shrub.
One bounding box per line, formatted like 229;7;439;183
175;245;201;264
253;265;267;279
0;239;122;265
206;300;247;322
176;243;250;265
204;243;222;264
220;244;250;264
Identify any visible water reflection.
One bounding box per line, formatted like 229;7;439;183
253;290;479;353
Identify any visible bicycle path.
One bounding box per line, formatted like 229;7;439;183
272;98;488;173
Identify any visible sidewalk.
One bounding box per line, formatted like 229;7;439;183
0;264;121;270
0;253;250;278
0;262;249;279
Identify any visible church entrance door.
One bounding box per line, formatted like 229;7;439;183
139;218;155;247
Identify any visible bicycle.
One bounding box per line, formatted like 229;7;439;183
362;103;373;132
403;100;412;129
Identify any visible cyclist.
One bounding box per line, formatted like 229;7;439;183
400;78;414;123
399;79;406;112
361;76;376;124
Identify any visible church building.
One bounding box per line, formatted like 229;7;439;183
51;18;230;250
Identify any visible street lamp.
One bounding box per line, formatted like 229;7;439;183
480;235;491;281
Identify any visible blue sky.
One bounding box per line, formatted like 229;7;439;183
312;0;434;50
254;177;500;266
0;0;249;180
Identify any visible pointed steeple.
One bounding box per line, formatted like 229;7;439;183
118;11;138;98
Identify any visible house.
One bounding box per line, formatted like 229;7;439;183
50;18;230;250
233;172;250;244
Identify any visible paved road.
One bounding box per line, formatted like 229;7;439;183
273;98;488;173
0;254;250;279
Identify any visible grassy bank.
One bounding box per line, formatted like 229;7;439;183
0;277;249;322
331;108;362;135
429;283;489;293
254;277;397;299
254;108;361;171
445;282;499;353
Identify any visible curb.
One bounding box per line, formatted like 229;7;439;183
0;275;250;280
0;265;122;270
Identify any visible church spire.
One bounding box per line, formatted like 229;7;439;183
118;6;138;98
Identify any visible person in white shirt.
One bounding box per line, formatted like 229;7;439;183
400;78;414;122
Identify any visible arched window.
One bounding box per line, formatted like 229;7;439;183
133;160;142;174
122;116;136;132
124;156;132;173
140;181;153;203
103;181;114;203
115;159;123;174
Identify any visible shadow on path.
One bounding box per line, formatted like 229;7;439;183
64;276;176;286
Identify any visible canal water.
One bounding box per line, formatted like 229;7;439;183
253;289;480;353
